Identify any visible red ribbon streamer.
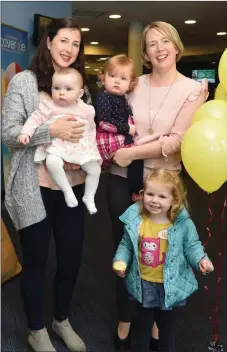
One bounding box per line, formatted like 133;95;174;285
204;194;226;344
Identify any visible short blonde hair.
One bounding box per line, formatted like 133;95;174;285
103;54;138;92
52;68;83;87
141;21;184;69
139;169;188;222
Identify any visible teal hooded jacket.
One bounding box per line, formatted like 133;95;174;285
113;202;210;308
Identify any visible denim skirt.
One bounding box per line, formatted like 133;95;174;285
141;279;186;310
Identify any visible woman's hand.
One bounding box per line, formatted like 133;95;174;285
113;148;133;167
49;115;85;143
201;78;209;102
63;162;81;171
129;124;136;136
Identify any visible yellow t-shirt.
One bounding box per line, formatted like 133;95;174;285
139;216;172;283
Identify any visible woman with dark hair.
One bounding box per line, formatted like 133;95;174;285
2;17;89;352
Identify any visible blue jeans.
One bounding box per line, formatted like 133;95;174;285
19;184;85;330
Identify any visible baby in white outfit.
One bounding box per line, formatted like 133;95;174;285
18;68;101;214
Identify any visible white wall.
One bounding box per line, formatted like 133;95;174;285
2;1;72;59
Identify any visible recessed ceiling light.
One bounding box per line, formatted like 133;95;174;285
85;66;90;69
217;32;227;36
184;20;196;24
97;57;109;62
94;69;100;71
90;41;99;45
81;28;90;32
109;14;121;19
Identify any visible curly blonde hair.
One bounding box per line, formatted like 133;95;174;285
139;169;188;222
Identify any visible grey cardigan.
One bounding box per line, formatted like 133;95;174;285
2;70;90;230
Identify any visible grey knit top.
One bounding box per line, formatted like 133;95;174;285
2;70;89;230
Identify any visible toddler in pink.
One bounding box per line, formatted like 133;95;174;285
18;68;101;214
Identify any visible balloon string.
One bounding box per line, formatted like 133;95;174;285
212;197;226;343
204;194;226;345
203;193;214;247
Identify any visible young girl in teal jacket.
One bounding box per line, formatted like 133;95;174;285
113;169;214;352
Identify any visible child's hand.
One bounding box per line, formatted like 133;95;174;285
199;259;214;273
18;134;30;145
113;261;127;278
129;124;136;136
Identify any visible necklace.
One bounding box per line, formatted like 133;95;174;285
148;72;178;135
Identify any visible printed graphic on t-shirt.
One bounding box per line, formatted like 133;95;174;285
141;237;166;268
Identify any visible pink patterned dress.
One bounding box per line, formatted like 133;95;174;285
21;99;102;165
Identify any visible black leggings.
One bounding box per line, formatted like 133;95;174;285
19;184;85;330
132;305;175;352
107;174;136;322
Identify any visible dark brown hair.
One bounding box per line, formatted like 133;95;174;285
29;17;85;96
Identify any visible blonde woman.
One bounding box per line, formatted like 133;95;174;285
107;21;208;351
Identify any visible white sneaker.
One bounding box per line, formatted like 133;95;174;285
28;328;56;351
52;318;86;351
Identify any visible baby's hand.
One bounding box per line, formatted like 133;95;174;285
18;134;30;145
199;259;214;273
129;124;136;136
113;261;127;278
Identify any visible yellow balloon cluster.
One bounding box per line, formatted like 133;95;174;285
218;48;227;93
181;49;227;193
182;119;227;193
215;83;227;101
192;100;227;124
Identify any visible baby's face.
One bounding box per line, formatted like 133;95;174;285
104;66;132;96
52;73;83;107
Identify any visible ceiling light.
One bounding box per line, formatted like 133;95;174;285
85;66;90;69
109;14;121;19
211;62;216;64
184;20;196;24
94;69;100;71
97;57;108;62
81;28;90;32
90;41;99;45
217;32;227;36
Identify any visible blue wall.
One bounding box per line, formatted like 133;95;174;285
2;1;72;59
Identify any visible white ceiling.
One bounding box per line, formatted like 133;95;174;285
72;1;227;54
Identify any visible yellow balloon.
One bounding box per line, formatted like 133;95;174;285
218;48;227;93
192;99;227;124
215;83;227;101
181;119;227;193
